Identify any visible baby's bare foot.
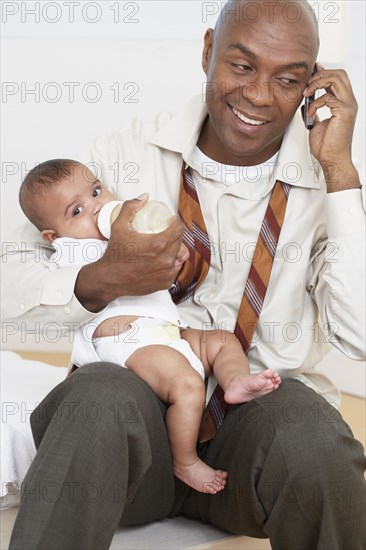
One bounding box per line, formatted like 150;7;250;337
224;369;281;404
174;459;228;494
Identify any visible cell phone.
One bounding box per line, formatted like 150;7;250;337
304;65;317;130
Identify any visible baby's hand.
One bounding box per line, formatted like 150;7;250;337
174;243;189;276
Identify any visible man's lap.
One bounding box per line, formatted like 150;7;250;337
29;365;366;542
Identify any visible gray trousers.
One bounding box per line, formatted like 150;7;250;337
9;363;366;550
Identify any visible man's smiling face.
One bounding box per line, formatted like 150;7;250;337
199;0;319;166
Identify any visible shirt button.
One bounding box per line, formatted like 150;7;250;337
350;207;357;215
56;292;62;300
206;292;215;300
64;307;71;314
20;304;25;310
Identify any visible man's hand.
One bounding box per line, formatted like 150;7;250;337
75;195;184;312
303;65;361;192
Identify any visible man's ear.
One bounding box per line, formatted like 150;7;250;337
41;229;58;242
202;28;214;74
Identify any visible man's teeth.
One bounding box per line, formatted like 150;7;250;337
232;107;267;126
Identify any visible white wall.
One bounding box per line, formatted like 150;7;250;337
1;1;365;396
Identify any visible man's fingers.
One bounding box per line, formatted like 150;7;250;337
304;69;355;104
306;92;336;118
117;194;150;226
309;112;320;129
177;243;189;261
160;216;184;240
307;92;355;120
306;67;350;88
175;243;189;267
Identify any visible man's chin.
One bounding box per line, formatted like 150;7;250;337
222;130;286;165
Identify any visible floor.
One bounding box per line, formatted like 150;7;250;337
0;508;272;550
1;352;365;550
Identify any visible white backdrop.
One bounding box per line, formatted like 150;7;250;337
1;1;365;396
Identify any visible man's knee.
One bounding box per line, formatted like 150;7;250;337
67;362;159;406
30;361;166;447
70;361;143;386
31;362;144;421
232;379;365;504
234;378;362;454
200;379;365;537
213;379;365;481
272;380;366;485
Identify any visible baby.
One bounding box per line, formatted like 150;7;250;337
19;159;281;494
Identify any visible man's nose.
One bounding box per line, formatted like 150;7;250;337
240;76;274;106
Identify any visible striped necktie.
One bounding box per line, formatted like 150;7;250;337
170;162;291;443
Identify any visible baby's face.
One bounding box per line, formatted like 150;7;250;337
42;164;116;241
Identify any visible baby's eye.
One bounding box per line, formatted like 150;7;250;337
93;187;101;197
73;206;83;216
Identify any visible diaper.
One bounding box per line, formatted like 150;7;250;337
92;317;205;379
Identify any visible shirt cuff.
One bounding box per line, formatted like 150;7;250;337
326;189;365;238
40;265;103;324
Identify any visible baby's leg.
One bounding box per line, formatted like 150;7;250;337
126;345;227;494
93;315;139;338
182;329;281;404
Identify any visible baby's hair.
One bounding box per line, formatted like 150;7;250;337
19;159;81;231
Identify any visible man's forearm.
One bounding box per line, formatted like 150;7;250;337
74;262;112;313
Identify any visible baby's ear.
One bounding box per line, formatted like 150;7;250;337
41;229;57;242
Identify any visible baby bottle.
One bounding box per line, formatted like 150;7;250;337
98;199;173;238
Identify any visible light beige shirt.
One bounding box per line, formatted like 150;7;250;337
2;96;365;405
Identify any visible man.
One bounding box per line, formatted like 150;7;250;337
5;1;365;549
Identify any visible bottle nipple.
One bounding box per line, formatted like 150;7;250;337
97;201;123;239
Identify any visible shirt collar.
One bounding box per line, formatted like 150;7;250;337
149;95;207;160
149;94;321;190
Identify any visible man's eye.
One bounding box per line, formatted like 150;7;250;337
232;63;251;72
93;187;101;197
280;78;297;86
73;206;82;216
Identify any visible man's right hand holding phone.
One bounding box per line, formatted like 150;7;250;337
303;62;361;193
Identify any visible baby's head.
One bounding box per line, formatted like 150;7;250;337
19;159;116;242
